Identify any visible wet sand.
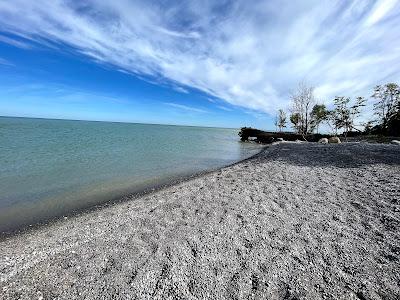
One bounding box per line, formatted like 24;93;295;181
1;142;399;299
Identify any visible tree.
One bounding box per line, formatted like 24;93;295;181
332;96;351;136
363;120;374;134
274;114;279;132
349;96;366;131
328;96;366;139
277;109;287;132
290;112;301;133
290;82;315;135
310;104;328;133
386;97;400;136
372;83;400;133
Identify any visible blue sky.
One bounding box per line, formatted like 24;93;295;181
0;0;399;129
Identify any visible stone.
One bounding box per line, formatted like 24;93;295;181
318;138;329;144
328;136;341;144
391;140;400;145
277;138;284;142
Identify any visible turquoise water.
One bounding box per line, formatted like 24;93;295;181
0;117;262;232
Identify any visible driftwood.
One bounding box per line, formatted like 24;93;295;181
238;127;330;144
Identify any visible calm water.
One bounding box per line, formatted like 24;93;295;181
0;117;262;232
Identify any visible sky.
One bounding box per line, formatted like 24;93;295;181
0;0;399;129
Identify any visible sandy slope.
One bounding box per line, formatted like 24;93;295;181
0;142;399;300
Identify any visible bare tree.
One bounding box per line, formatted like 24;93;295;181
277;109;287;132
290;82;315;135
274;114;279;132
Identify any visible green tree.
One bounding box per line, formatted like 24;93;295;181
332;97;351;136
310;104;328;133
349;96;366;131
386;98;400;136
363;120;374;134
328;96;366;139
290;112;301;134
372;83;400;132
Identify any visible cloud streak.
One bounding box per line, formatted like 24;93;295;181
164;102;207;113
0;0;399;114
0;57;13;66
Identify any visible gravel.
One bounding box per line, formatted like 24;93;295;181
1;142;399;300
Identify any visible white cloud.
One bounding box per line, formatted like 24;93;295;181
216;105;233;112
0;57;14;66
164;102;207;113
172;86;189;94
0;82;130;105
0;34;31;49
365;0;398;27
0;0;399;115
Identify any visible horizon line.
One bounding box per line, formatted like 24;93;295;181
0;115;240;130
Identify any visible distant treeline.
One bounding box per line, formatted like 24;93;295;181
272;82;400;137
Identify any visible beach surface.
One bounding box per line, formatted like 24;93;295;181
1;142;399;299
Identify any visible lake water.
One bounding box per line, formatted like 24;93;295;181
0;117;262;232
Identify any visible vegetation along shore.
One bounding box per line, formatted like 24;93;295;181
242;82;400;144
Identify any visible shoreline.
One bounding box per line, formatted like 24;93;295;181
0;143;267;239
1;142;399;299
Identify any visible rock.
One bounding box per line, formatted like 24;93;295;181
277;138;284;142
318;138;329;144
391;140;400;145
328;136;341;144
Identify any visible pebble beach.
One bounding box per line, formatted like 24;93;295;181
1;142;399;299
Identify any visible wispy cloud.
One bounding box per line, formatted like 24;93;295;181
172;86;189;94
216;105;233;112
0;0;399;114
0;82;129;104
0;57;14;66
365;0;398;27
243;109;269;120
164;102;207;113
0;34;32;49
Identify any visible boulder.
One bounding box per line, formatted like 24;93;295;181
328;136;341;144
318;138;329;144
277;137;284;142
391;140;400;145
